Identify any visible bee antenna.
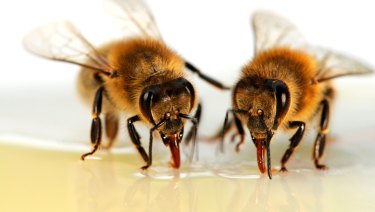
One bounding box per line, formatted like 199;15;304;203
153;117;167;130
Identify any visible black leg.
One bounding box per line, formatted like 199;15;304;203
206;113;233;143
280;121;306;172
105;113;119;149
179;111;199;163
220;109;245;152
142;119;167;170
185;61;230;90
184;103;201;162
127;115;149;163
184;103;202;146
313;99;330;170
233;115;245;152
81;87;104;160
220;109;232;152
141;128;154;170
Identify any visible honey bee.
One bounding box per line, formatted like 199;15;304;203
23;0;228;169
221;11;373;179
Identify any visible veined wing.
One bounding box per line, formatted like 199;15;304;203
23;21;117;77
252;10;373;81
312;47;373;82
105;0;162;39
252;10;306;54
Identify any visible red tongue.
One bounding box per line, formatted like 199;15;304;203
256;139;266;173
168;135;180;169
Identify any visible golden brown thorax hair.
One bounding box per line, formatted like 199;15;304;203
104;37;186;116
237;47;329;129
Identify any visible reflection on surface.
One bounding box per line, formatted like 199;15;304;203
1;81;375;211
1;129;375;212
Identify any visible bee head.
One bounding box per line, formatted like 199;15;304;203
140;77;195;132
139;77;196;168
233;76;290;178
233;76;290;134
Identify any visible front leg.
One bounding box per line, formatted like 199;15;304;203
184;103;202;146
280;121;306;172
313;99;330;170
220;109;246;153
141;118;168;169
233;115;245;152
81;87;104;160
183;103;202;162
127;115;149;163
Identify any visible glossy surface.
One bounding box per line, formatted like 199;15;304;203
1;79;375;211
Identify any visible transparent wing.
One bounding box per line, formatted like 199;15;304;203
252;10;373;81
105;0;162;39
23;21;116;76
252;10;306;53
311;47;374;82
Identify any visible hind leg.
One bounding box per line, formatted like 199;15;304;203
280;121;306;172
105;113;119;149
313;99;330;170
81;87;104;160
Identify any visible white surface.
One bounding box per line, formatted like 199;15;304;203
1;83;375;212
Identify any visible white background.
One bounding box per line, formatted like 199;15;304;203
1;0;375;141
0;0;374;140
1;0;375;87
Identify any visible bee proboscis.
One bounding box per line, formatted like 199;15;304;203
222;11;373;179
24;0;228;169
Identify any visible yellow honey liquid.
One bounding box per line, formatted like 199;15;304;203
1;79;375;211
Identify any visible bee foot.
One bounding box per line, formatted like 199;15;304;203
316;164;328;170
235;145;241;152
141;165;150;170
280;167;288;172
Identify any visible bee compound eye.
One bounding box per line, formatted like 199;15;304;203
142;91;151;102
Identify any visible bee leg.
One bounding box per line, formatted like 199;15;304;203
220;109;232;152
141;118;169;169
105;113;119;150
205;113;233;143
219;117;233;138
234;115;245;152
185;61;230;90
313;99;330;170
280;121;306;172
141;128;156;170
81;87;104;160
127;115;149;164
183;103;201;162
184;103;202;146
221;109;245;152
